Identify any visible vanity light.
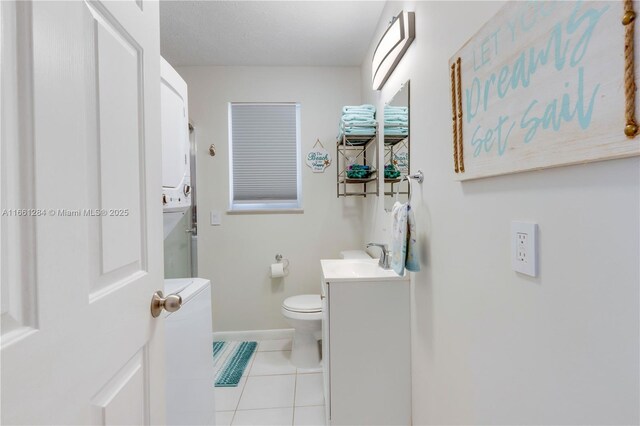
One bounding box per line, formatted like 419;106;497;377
371;11;415;91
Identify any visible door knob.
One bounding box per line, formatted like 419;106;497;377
150;291;182;318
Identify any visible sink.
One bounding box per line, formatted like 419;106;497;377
320;259;408;282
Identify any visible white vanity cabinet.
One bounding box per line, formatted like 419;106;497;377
321;260;411;425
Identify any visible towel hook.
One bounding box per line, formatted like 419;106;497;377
406;170;424;183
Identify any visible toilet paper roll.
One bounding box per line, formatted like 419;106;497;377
270;263;285;278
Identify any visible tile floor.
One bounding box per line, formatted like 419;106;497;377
215;338;326;426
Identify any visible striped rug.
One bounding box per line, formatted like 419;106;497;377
213;341;257;387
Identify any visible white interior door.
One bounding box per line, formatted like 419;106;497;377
1;1;165;424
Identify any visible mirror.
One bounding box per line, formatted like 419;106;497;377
383;80;410;212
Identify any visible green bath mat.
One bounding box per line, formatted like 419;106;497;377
214;341;257;387
213;341;226;360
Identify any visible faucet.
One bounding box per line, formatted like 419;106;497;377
366;243;391;269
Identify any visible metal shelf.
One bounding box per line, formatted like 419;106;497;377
337;124;379;197
337;134;377;147
340;174;378;184
383;129;409;201
383;135;408;146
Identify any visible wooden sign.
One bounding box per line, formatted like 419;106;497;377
306;139;331;173
449;1;640;180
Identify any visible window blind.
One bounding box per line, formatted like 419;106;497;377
230;103;300;205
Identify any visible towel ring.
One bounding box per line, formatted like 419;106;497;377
394;175;410;203
394;170;424;203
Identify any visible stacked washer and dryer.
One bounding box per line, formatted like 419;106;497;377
161;57;192;238
161;57;191;216
161;57;215;425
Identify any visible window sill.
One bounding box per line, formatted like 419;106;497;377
226;208;304;215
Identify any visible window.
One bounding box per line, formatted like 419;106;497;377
228;103;302;212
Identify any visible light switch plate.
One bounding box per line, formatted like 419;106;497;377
511;221;537;277
210;210;221;226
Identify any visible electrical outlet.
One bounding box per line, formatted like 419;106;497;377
516;232;527;262
511;221;537;277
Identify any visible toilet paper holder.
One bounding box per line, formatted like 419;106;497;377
275;254;290;275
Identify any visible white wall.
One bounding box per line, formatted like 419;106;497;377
361;2;640;424
178;66;364;331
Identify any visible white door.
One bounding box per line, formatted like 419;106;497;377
1;1;165;424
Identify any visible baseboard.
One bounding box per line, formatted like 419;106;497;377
212;328;294;341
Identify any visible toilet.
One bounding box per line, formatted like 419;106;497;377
281;250;371;368
281;294;322;368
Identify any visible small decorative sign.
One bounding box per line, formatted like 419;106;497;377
393;151;409;174
306;139;331;173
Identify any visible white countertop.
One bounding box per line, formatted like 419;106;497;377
320;259;408;283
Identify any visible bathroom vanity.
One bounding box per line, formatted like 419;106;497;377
321;259;411;425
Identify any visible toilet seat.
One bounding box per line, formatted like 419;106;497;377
282;294;321;313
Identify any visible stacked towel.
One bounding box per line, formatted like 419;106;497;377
343;105;376;115
338;104;376;138
385;127;409;136
346;164;373;179
384;105;408;137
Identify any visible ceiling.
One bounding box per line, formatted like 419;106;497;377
159;1;387;67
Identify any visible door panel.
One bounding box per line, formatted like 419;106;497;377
1;1;164;424
0;0;38;342
85;1;145;295
93;4;143;276
91;348;147;426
